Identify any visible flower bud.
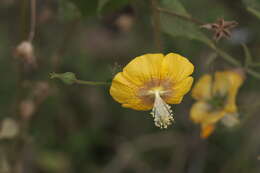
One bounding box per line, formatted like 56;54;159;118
19;99;36;120
115;14;134;32
50;72;77;85
14;41;37;68
15;41;33;59
0;118;19;139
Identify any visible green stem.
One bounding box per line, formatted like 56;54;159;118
241;44;252;69
211;45;241;67
75;80;110;86
211;46;260;79
50;72;111;86
249;62;260;67
246;68;260;79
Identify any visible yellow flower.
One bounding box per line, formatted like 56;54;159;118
190;70;244;138
110;53;194;128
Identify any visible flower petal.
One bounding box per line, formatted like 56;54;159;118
212;71;230;96
201;124;215;139
202;110;226;125
191;74;212;101
110;72;152;110
190;101;226;124
224;71;244;113
165;77;194;104
161;53;194;83
122;54;164;86
190;102;226;138
190;101;210;123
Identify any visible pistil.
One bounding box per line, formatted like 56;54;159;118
150;91;174;128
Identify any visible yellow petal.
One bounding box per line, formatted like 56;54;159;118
161;53;194;83
201;124;215;139
203;110;226;125
110;72;152;111
165;77;194;104
191;102;225;138
212;70;244;113
190;101;226;124
190;101;210;123
191;74;212;101
212;71;230;96
122;54;164;86
224;71;244;113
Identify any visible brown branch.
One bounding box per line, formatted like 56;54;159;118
150;0;163;51
28;0;36;42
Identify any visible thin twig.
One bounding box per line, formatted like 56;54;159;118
156;7;204;25
150;0;163;51
211;45;241;67
28;0;36;42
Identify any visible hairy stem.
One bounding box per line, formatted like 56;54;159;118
75;80;110;86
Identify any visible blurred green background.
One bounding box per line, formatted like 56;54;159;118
0;0;260;172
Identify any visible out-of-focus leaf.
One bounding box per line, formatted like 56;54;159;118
0;154;10;173
160;0;214;47
58;0;81;21
243;0;260;19
98;0;129;15
70;0;98;17
69;0;129;17
98;0;110;14
38;152;71;172
247;7;260;18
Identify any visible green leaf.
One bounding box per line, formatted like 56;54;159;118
160;0;214;47
97;0;129;15
98;0;110;14
68;0;129;17
243;0;260;19
247;6;260;18
58;0;81;21
70;0;98;17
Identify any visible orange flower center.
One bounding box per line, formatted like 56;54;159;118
137;79;174;129
137;79;172;106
